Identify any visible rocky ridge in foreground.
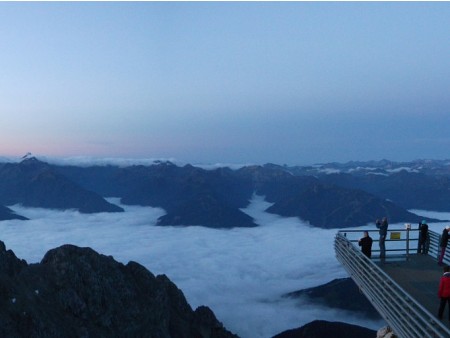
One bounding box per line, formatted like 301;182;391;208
0;240;237;338
0;241;382;338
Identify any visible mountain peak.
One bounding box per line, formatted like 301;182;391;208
21;152;33;160
20;156;45;166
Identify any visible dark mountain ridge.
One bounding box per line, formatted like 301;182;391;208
50;160;439;228
0;158;123;214
271;159;450;213
318;171;450;212
241;165;431;227
0;205;28;221
278;158;450;177
0;240;237;338
0;157;443;228
0;240;379;338
285;277;381;319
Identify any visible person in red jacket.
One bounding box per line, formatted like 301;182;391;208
438;265;450;320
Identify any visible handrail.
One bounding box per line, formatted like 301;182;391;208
339;228;450;264
335;230;450;338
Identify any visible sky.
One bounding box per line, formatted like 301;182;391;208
1;195;391;338
1;2;449;166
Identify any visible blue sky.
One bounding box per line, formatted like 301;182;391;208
1;2;449;165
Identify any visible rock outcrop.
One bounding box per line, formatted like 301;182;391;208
0;241;238;338
285;277;381;319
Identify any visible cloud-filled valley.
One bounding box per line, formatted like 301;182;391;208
1;195;388;338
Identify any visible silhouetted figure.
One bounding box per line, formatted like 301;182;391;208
418;220;429;255
358;231;373;258
376;217;388;262
438;226;450;266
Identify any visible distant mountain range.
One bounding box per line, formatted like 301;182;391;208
1;157;448;228
0;158;123;217
275;159;450;212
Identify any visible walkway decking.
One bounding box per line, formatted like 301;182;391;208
378;254;448;325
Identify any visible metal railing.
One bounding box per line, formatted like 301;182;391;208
428;230;450;264
335;229;450;338
338;228;450;264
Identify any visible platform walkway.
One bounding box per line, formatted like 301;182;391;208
378;254;444;323
335;228;450;338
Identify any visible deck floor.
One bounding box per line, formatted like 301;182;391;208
378;254;448;323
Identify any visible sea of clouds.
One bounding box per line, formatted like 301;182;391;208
4;194;436;337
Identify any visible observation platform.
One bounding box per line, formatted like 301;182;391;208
335;227;450;338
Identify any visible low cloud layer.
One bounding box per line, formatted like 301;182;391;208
1;195;397;337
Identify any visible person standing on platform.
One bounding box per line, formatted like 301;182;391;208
418;220;429;254
438;226;450;266
438;265;450;320
358;231;373;258
376;217;388;262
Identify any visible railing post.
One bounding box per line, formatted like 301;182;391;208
405;223;411;261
